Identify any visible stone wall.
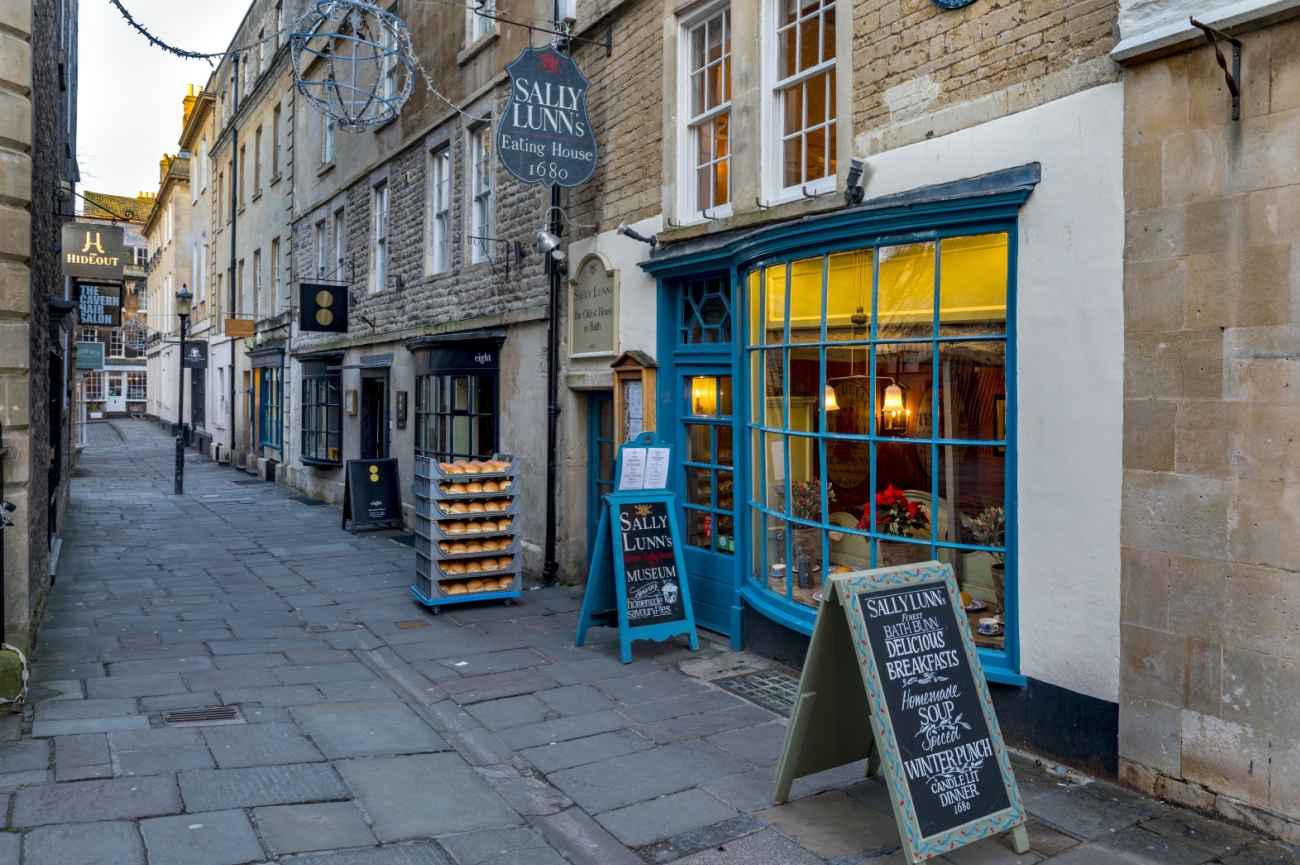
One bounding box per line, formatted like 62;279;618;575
1118;15;1300;841
852;0;1120;156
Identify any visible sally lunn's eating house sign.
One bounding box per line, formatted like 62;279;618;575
497;46;598;188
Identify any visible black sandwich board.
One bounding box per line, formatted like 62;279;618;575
773;562;1027;862
576;431;699;663
342;459;403;533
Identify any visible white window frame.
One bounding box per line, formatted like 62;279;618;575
470;125;492;264
253;248;263;319
322;118;336;164
315;221;327;278
383;28;400;100
200;138;208;191
429;145;452;274
333;209;346;280
470;0;496;41
271;237;281;313
254;126;263;194
679;3;733;222
372;182;389;293
764;0;837;201
272;105;281;178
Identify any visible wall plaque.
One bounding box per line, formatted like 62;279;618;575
569;253;618;357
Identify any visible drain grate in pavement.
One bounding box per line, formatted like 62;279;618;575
304;622;363;633
289;496;327;506
232;479;265;485
162;706;245;727
717;668;802;717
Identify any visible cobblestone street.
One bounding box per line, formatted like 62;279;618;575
0;421;1293;865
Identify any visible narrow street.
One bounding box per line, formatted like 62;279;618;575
0;421;1290;865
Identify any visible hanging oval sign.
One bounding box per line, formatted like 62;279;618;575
497;46;598;188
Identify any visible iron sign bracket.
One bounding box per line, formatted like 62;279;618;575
1190;17;1241;121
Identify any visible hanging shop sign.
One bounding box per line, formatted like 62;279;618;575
569;253;618;357
62;224;125;280
226;318;256;338
773;563;1028;863
182;341;208;369
497;45;598;188
77;283;123;328
576;431;698;663
299;282;349;333
343;458;403;533
76;342;105;371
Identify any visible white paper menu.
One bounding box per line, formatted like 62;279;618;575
643;447;671;489
618;447;647;490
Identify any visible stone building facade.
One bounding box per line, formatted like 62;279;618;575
0;0;79;663
1113;1;1300;842
143;149;192;429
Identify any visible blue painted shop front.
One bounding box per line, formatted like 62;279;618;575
643;180;1032;686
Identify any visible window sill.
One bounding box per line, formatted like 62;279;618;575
270;175;281;187
301;456;342;468
318;161;336;177
457;28;499;65
238;206;247;216
252;191;263;202
372;117;396;135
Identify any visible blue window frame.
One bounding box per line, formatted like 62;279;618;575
259;366;283;449
644;184;1030;685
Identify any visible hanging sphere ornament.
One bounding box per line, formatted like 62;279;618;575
291;1;416;131
120;318;153;351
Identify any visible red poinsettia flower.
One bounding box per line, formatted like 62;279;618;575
876;485;904;507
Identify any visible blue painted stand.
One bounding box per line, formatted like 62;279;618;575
576;433;700;663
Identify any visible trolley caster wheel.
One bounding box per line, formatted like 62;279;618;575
503;598;513;607
430;606;442;615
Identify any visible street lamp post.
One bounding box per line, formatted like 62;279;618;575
174;284;193;495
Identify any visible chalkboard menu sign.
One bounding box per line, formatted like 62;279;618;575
576;432;699;663
857;584;1010;838
342;459;403;533
617;501;686;626
773;563;1026;863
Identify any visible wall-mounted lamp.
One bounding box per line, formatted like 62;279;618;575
691;376;718;415
823;384;840;412
844;157;866;206
616;221;658;248
879;376;910;433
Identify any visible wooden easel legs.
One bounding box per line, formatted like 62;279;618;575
1009;823;1030;854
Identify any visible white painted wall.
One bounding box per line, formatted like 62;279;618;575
566;217;664;361
1118;0;1226;39
858;84;1126;703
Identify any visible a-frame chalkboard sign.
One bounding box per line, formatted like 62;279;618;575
774;562;1028;863
342;458;403;534
576;432;699;663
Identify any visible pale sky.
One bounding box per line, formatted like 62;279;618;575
77;0;249;199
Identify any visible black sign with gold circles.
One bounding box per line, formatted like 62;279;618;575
342;458;402;533
299;282;349;333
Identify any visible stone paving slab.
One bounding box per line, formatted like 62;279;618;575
254;801;377;855
667;827;826;865
438;827;570;865
0;832;15;865
31;714;152;738
596;788;739;848
140;809;265;865
441;668;561;705
1029;781;1168;840
22;820;145;865
521;729;654;774
11;775;183;827
756;790;902;861
35;696;140;720
202;720;325;768
548;739;749;813
283;842;452;865
84;673;189;699
291;700;449;758
179;761;352;812
336;753;522;841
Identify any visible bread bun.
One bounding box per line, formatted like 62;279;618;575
463;461;483;474
497;460;513;471
438;501;452;513
463;482;481;494
449;502;469;514
466;578;485;591
479;557;497;570
482;480;500;493
438;462;456;473
496;517;512;530
438;542;450;553
447;483;468;495
465;561;482;574
496;555;514;568
481;539;499;552
446;521;467;534
479;520;498;532
447;562;467;575
480;578;499;591
465;540;483;553
445;581;467;595
448;462;467;474
449;542;467;554
499;479;513;491
467;502;486;513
